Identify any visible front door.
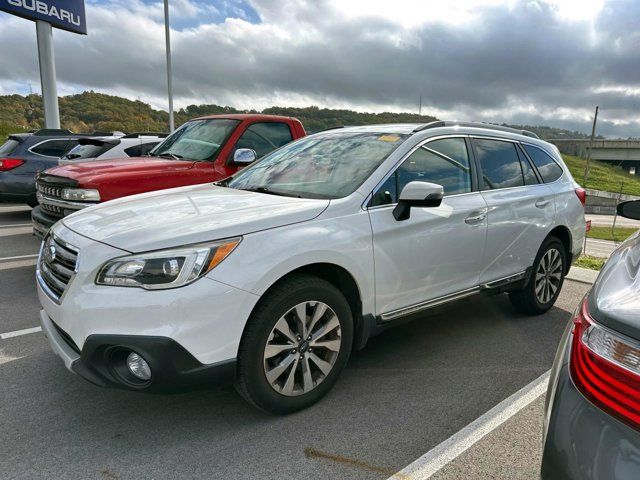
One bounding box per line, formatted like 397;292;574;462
368;136;488;317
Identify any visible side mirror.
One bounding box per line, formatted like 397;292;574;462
617;200;640;221
393;181;444;221
232;148;257;166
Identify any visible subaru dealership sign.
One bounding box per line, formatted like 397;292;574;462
0;0;86;34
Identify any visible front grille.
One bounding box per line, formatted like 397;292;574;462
37;183;63;199
37;234;78;302
40;202;64;217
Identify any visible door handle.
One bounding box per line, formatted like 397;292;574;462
465;209;487;225
535;199;550;208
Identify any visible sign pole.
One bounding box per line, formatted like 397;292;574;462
35;20;60;129
164;0;175;132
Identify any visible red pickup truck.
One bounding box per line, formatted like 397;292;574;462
32;114;306;236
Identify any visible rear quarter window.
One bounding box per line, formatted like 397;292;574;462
30;139;77;158
522;144;564;183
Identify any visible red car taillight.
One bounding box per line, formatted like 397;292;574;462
570;298;640;430
575;187;586;208
0;158;24;171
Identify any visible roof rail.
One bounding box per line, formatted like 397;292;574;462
33;128;73;136
121;132;169;139
412;121;539;139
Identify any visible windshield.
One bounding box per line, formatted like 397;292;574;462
150;119;239;161
227;132;407;199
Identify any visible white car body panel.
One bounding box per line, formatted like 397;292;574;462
479;183;556;283
368;192;488;314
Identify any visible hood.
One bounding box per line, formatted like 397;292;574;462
44;157;196;185
590;231;640;341
62;184;330;252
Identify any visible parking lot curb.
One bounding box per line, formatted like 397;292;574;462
566;266;598;285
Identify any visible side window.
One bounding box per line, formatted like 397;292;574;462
516;146;539;185
522;144;563;183
474;139;524;190
31;139;75;158
234;122;293;159
124;142;159;157
370;137;472;206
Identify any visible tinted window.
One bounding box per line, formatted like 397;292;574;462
31;139;76;157
124;142;159;157
228;132;407;199
371;137;472;206
0;139;20;156
63;142;113;160
234;122;293;158
151;119;239;161
517;147;539;185
523;144;563;183
474;139;524;190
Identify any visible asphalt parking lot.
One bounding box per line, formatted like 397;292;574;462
0;204;591;480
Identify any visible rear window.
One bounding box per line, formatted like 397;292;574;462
63;142;114;161
124;142;159;157
522;144;564;183
31;139;76;158
0;139;20;156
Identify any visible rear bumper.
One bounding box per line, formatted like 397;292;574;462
40;309;237;393
541;329;640;479
0;191;37;205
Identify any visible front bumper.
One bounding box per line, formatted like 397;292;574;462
40;310;237;393
541;327;640;479
31;205;60;238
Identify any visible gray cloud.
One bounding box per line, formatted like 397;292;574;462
1;0;639;137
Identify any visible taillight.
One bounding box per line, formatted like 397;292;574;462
0;158;24;172
570;298;640;430
575;187;586;208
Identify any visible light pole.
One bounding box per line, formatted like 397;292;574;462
164;0;175;132
36;20;60;129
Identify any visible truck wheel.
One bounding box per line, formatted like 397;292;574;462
235;274;353;414
509;237;566;315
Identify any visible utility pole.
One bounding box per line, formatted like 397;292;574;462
418;95;422;116
164;0;175;132
36;20;60;129
583;106;599;186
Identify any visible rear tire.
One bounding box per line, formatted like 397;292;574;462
509;237;566;315
235;274;353;414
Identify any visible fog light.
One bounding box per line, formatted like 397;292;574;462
126;352;151;380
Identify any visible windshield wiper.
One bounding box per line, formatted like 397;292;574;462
240;186;302;198
157;153;183;160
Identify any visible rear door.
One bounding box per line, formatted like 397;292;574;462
368;136;488;316
472;137;555;284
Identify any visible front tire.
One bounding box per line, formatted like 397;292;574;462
509;237;566;315
235;274;353;414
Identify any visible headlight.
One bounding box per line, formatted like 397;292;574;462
96;238;241;289
61;188;101;201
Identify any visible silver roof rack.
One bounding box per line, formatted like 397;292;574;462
412;121;539;139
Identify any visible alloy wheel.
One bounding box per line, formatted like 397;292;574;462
535;248;563;304
263;301;342;396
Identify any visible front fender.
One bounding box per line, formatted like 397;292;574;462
206;212;376;316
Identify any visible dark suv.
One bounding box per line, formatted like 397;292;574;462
0;129;118;206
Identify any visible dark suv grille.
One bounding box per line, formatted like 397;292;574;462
37;182;65;217
37;234;78;302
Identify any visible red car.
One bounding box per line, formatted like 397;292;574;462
32;114;306;236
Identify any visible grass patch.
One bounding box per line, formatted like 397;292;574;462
575;255;606;271
562;154;640;196
587;225;638;242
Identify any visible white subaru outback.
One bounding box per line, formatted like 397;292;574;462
37;121;586;413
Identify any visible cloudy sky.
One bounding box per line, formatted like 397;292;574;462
0;0;639;137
